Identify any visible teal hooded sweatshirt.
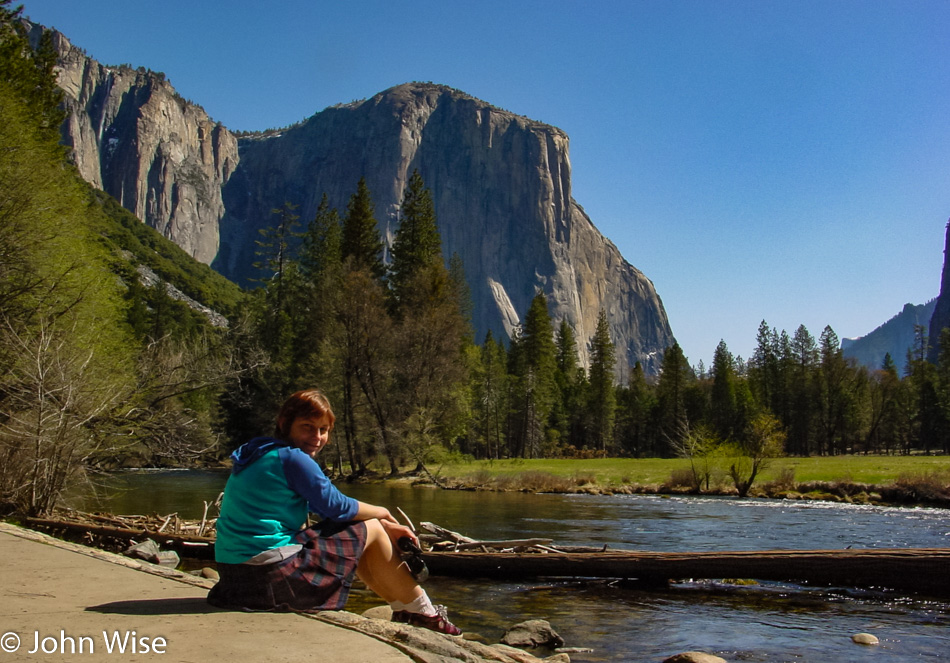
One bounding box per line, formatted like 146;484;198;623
214;437;359;564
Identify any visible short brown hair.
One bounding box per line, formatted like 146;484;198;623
274;389;335;440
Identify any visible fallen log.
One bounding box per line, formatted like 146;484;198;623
24;517;216;560
422;547;950;597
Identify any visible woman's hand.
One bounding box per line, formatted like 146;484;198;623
380;518;418;547
355;501;419;546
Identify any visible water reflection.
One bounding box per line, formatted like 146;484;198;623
71;471;950;662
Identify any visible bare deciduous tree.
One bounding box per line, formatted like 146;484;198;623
0;316;130;515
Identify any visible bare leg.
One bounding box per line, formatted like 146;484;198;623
356;519;422;604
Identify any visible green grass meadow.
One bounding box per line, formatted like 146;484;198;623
431;455;950;489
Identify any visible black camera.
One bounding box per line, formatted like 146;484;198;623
397;536;429;583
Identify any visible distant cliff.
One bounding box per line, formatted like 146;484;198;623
842;300;936;370
28;23;238;265
928;221;950;363
40;24;673;373
217;83;673;371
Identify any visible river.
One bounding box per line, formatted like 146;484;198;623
73;469;950;662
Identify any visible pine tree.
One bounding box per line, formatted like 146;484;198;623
253;201;301;313
788;324;818;455
447;252;474;342
300;193;342;284
473;331;509;459
553;319;583;449
341;177;385;279
749;320;778;409
510;292;558;458
389;170;441;306
588;310;617;453
0;3;65;142
710;339;738;441
615;361;656;456
655;341;693;455
817;326;850;454
907;325;943;453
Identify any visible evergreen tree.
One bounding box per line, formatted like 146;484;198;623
866;353;902;453
749;320;778;410
907;324;943;453
300;193;342;283
817;326;851;454
936;328;950;453
389;170;441;306
295;193;344;386
788;324;818;455
710;339;738;441
588;310;617;453
509;292;558;458
615;361;656;456
447;252;474;342
553;319;583;449
655;341;693;455
0;3;65;142
393;261;470;472
335;267;396;472
472;331;509;459
253;201;301;315
341;177;385;279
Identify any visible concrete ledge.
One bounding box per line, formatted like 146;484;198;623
0;522;565;663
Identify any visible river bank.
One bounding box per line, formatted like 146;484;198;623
368;455;950;509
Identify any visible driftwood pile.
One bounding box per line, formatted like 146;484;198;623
24;497;222;560
49;501;220;537
418;521;605;554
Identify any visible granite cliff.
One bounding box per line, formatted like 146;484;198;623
29;23;238;265
842;300;936;370
218;83;672;371
40;24;673;373
927;220;950;363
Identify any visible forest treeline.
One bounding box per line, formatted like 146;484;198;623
1;3;947;518
0;4;250;516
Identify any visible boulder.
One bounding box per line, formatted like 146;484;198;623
361;605;393;621
123;539;180;568
851;633;880;645
199;567;219;581
662;653;728;663
501;619;565;649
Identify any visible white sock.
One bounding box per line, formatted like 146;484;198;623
396;592;435;616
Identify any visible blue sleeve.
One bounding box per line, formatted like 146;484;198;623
278;447;359;521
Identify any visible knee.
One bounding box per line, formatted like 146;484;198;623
363;518;387;545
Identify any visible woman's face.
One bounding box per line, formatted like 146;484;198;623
287;414;332;457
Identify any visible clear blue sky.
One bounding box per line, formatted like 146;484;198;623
21;0;950;368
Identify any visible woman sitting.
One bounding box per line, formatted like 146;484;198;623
207;389;461;635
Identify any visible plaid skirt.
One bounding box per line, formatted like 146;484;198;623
207;520;367;612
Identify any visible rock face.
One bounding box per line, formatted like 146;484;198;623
42;21;673;372
31;23;238;264
218;83;673;371
928;220;950;363
842;300;936;370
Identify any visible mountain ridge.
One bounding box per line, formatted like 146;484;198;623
842;300;936;371
37;22;674;373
